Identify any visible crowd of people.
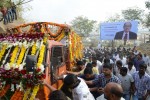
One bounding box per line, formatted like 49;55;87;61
42;46;150;100
0;2;17;24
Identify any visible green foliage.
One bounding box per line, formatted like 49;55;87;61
122;7;144;21
71;16;97;37
0;0;32;22
106;13;125;22
145;1;150;9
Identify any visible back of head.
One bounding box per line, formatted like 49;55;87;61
104;58;110;64
76;61;84;66
104;82;123;99
64;74;78;86
103;63;112;70
116;60;122;66
49;90;68;100
86;63;92;68
84;67;93;75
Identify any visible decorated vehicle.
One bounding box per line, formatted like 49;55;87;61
0;22;83;100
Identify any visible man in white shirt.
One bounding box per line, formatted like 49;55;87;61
143;54;149;66
126;61;136;75
64;74;95;100
92;56;102;70
118;67;134;100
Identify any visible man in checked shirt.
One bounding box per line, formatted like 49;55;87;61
132;63;150;100
85;63;121;97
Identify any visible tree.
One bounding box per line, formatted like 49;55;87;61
0;0;33;22
122;7;144;21
106;13;124;22
71;16;97;37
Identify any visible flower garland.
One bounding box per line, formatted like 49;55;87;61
10;90;24;100
0;44;7;61
29;85;39;100
16;45;26;66
23;88;31;100
37;44;45;68
43;36;47;44
0;84;10;97
31;42;37;55
2;45;12;65
10;45;19;67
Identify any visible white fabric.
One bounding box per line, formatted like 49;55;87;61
72;78;95;100
121;57;127;66
122;32;129;40
118;74;134;94
97;60;102;69
125;65;136;75
96;94;125;100
143;56;149;65
110;59;114;64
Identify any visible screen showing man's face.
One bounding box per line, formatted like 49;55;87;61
123;22;131;33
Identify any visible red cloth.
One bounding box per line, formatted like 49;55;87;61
0;8;7;16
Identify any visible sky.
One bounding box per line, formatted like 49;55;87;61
23;0;147;24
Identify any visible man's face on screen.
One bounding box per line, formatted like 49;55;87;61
123;22;131;33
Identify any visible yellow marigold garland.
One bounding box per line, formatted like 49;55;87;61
10;45;19;66
16;45;26;66
43;37;47;44
0;44;7;61
29;85;39;100
23;88;31;100
37;44;45;67
31;42;36;55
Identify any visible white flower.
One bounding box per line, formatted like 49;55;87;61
23;40;27;46
19;65;23;71
18;42;22;47
4;63;10;70
2;60;5;64
38;64;44;73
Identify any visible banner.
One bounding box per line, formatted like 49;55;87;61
100;21;138;40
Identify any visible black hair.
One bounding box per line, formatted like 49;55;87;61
82;59;86;64
128;61;133;66
120;67;127;73
116;60;122;66
110;87;123;97
49;90;68;100
138;54;143;58
86;63;92;68
103;63;112;70
104;58;110;64
92;56;97;60
84;67;93;75
76;61;84;66
92;61;97;65
64;74;78;86
139;63;147;69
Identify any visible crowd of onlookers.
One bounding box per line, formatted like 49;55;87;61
41;46;150;100
0;2;17;24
